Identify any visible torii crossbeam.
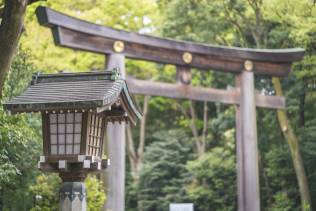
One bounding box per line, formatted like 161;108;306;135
36;6;304;211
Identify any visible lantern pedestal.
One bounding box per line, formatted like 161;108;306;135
59;182;86;211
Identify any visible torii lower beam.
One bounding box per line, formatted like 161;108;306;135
35;6;305;211
126;76;286;109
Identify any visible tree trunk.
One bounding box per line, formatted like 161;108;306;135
126;124;138;179
188;101;202;155
177;100;208;156
272;77;312;210
201;101;208;153
299;92;305;127
126;95;150;182
136;95;149;174
0;0;29;97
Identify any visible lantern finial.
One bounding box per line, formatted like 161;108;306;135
31;72;41;85
110;68;121;81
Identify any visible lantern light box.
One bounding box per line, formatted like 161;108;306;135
4;68;142;181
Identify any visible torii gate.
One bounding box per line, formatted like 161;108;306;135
36;7;304;211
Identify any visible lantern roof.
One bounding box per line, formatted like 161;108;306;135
4;69;142;124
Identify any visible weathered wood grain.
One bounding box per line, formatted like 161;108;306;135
126;76;286;109
239;71;260;211
105;54;126;211
49;26;296;77
35;6;305;77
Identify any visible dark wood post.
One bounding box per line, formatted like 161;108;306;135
105;53;126;211
235;63;260;211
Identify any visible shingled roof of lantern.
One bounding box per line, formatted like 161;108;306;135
4;69;142;125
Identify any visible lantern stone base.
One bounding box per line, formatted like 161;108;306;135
60;182;86;211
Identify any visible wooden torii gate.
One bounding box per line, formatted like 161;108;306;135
36;7;304;211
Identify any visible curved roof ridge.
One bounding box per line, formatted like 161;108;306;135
102;79;124;105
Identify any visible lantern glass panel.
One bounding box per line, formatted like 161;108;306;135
51;145;57;155
51;135;57;144
58;134;65;144
74;144;80;154
66;113;74;122
50;114;57;123
66;124;73;133
58;113;65;123
74;134;81;143
75;113;82;122
50;124;57;133
66;145;72;154
75;123;81;133
58;124;65;133
49;112;82;155
66;134;73;144
59;145;65;154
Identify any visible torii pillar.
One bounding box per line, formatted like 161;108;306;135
236;61;260;211
105;53;126;211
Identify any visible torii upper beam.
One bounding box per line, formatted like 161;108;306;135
36;6;303;77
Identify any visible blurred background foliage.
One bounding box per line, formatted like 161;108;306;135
0;0;316;210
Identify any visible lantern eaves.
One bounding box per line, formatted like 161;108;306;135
4;70;142;124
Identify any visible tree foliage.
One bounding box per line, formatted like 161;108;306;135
86;175;106;211
22;0;159;73
29;174;60;211
186;147;236;211
137;130;192;211
0;48;42;210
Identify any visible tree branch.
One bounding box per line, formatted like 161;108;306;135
222;3;248;47
189;100;205;155
126;124;137;162
176;101;190;119
189;100;199;138
137;95;150;159
0;7;4;17
201;101;208;152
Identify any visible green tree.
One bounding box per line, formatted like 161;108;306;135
0;47;42;210
267;191;296;211
22;0;159;73
86;175;106;211
137;129;192;211
186;147;236;211
29;174;60;211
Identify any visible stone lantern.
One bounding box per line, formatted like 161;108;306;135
4;68;142;210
